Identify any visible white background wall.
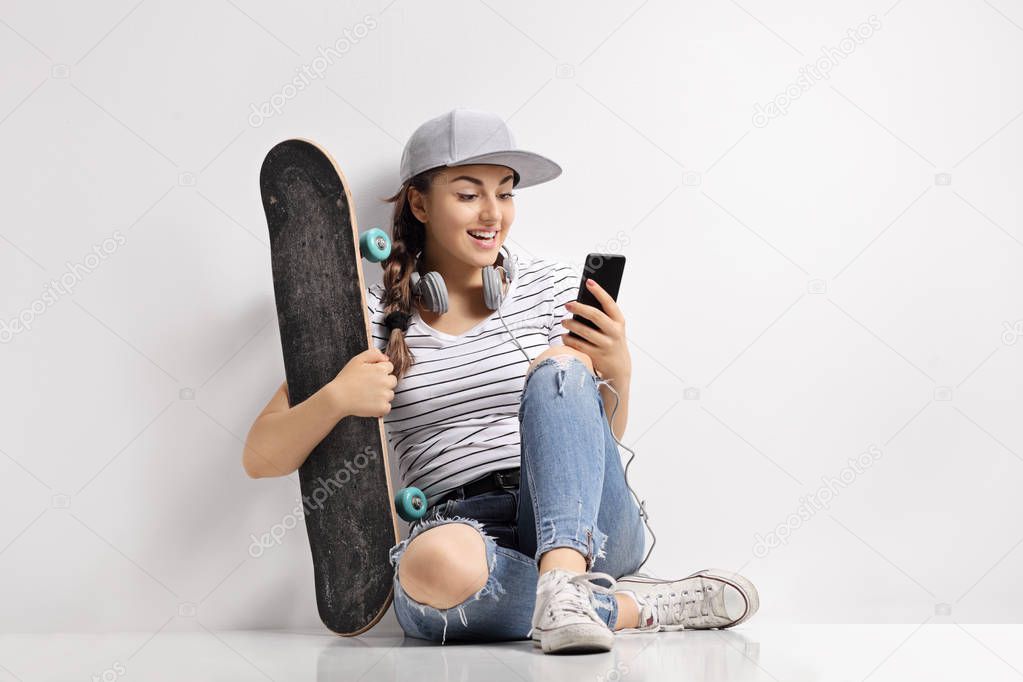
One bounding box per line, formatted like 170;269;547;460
2;0;1021;635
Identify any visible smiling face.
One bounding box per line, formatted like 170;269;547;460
409;163;517;283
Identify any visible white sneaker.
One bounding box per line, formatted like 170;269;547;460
529;568;617;654
614;568;759;632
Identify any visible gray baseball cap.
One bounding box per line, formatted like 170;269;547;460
399;108;562;189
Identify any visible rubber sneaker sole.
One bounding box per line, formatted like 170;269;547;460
531;622;614;654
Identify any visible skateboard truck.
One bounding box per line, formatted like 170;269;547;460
358;228;427;523
358;228;426;524
359;228;427;524
358;228;426;523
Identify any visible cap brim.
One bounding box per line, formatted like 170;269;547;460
449;149;562;189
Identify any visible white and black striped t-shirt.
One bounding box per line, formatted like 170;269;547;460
366;255;578;507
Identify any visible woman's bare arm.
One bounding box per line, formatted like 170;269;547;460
242;380;350;478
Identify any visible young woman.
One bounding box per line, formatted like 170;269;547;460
244;108;759;654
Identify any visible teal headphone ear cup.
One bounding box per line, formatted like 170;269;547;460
411;270;449;314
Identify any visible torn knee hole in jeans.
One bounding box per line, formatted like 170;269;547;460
388;514;506;645
527;355;609;397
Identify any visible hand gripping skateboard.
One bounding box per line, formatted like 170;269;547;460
260;139;428;635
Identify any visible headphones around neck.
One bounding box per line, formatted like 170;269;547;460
410;244;517;314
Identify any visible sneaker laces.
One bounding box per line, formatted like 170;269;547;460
542;570;617;623
637;582;716;630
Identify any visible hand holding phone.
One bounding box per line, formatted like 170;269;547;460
567;253;626;340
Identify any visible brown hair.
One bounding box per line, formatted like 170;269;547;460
378;166;445;380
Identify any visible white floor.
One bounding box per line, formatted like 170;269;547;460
2;624;1022;681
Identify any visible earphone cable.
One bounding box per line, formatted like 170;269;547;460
497;296;655;573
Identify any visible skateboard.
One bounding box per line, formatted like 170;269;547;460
260;139;427;636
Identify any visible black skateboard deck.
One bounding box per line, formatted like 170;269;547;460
260;138;399;636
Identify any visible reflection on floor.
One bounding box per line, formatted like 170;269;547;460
1;624;1021;681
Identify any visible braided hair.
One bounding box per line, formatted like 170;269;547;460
378;166;443;380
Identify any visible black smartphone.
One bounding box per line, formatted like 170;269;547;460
568;253;626;340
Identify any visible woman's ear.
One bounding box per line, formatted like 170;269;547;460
407;186;428;224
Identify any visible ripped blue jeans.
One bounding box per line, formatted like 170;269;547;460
387;355;646;643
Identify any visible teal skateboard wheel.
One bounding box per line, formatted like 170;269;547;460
359;228;391;262
394;487;427;522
